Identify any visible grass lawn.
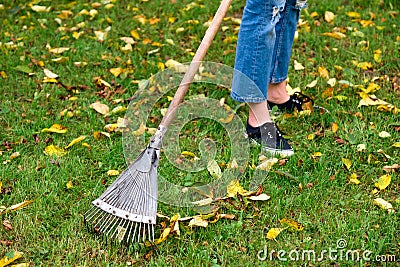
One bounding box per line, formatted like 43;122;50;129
0;0;399;266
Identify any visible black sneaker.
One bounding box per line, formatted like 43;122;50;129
246;121;294;157
267;92;328;114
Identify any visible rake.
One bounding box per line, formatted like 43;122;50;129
84;0;233;244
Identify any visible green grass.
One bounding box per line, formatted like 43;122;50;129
1;0;399;266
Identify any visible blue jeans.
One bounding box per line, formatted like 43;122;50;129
231;0;307;103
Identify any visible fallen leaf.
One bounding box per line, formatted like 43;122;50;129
41;124;68;134
349;173;361;185
374;49;382;63
279;218;304;232
66;181;73;189
188;216;209;228
248;193;270;201
392;142;400;148
266;228;284;240
373;198;394;212
90;102;109;115
374;174;391;190
342;158;352;170
43;69;59;79
207;160;222;179
322;32;346;39
151;227;171;245
104;106;127;117
44;145;67;157
133;123;146;136
226;180;247;197
191;198;213;206
2;220;12;230
294;60;305;70
219;113;234;124
324;11;335;23
306;79;318;88
110;67;123;77
10;152;20;160
93;131;110;139
256;157;278;171
383;164;400;172
49;47;70;54
378;131;391;138
0;251;23;267
107;170;120;176
65;136;86;149
318;66;329;79
0;200;34;215
31;5;51;12
357;144;366;152
332;122;339;133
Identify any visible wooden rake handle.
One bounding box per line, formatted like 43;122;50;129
159;0;233;129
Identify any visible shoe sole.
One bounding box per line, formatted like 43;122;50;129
248;137;294;157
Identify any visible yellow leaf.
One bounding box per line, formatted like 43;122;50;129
133;123;146;136
332;122;339;133
105;106;127;117
44;145;67;157
375;174;391;190
392;142;400;148
266;228;284;240
31;5;51;12
324;11;335;23
66;181;73;189
151;227;172;245
0;71;7;79
373;198;394;212
10;152;20;160
42;78;58;83
362;82;380;94
248;193;271;201
357;144;366;152
374;49;382;63
107;170;120;176
307;134;314;140
110;67;123;77
104;123;118;132
322;32;346;40
207;160;222;179
82;142;91;148
226;180;247;197
93;131;110;140
345;11;361;18
318;66;329;79
349;173;361;185
378;131;391;138
256;157;278;171
0;251;23;267
41;124;68;134
355;61;373;70
43;69;59;79
181;151;196;157
311;152;322;158
188;216;208;228
219;113;234;124
65;135;86;149
306;79;318;88
279;218;304;232
294;60;305;70
48;47;70;54
130;30;140;40
90;102;109;115
1;200;34;215
342;158;352;170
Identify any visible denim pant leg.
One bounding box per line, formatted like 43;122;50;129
270;0;307;83
231;0;307;103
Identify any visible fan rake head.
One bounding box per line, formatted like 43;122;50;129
84;146;159;244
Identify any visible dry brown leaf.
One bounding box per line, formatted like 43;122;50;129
90;102;109;115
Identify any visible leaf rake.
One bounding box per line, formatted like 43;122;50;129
84;0;233;244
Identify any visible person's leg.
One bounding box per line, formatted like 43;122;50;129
231;0;287;126
268;0;307;105
231;0;294;156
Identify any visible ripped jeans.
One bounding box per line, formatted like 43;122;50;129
231;0;307;103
